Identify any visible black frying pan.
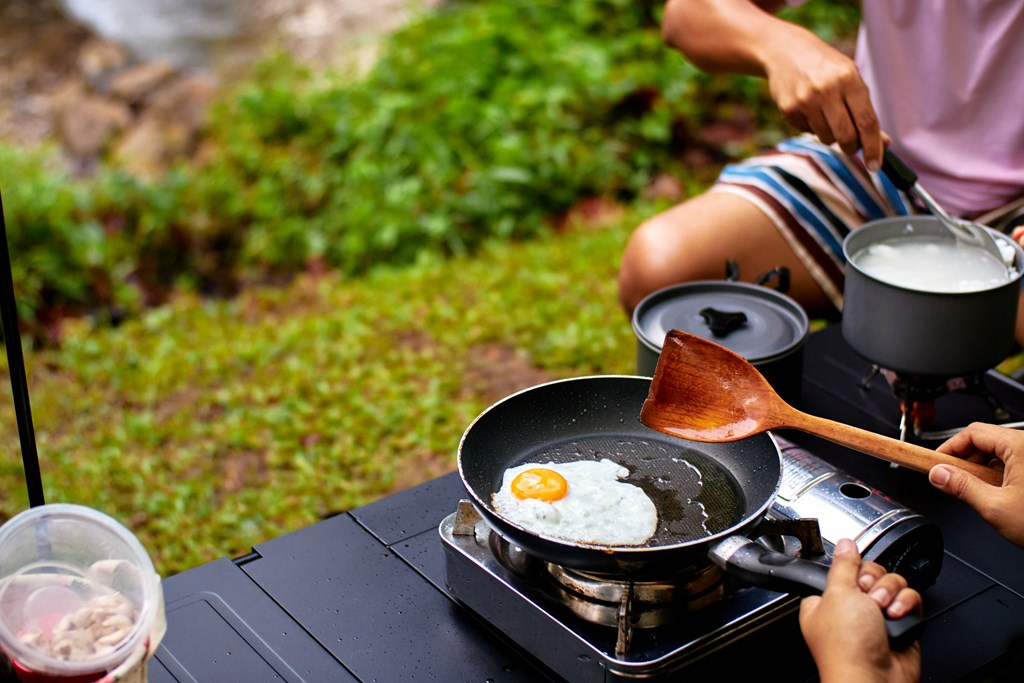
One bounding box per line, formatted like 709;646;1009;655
457;375;922;648
457;375;782;577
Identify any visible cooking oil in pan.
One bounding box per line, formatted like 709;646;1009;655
518;434;746;547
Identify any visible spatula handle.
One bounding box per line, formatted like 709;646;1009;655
789;411;1003;486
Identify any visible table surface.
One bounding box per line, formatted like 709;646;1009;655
148;326;1024;683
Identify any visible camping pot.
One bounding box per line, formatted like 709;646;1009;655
632;280;810;403
842;215;1024;377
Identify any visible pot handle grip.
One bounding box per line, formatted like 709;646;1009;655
709;536;923;651
880;148;918;192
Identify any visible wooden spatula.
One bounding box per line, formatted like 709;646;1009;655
640;329;1003;486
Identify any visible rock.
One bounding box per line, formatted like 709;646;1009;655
111;116;187;181
108;61;177;103
557;197;625;232
109;74;218;179
643;173;684;202
53;85;132;159
148;76;219;133
77;37;129;83
2;0;437;178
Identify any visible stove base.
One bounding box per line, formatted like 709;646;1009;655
440;512;801;681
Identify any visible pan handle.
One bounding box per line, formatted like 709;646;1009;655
708;536;923;651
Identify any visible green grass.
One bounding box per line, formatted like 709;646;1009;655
0;206;649;576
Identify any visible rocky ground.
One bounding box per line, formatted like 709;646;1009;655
0;0;438;178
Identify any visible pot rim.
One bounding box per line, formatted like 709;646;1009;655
842;216;1024;295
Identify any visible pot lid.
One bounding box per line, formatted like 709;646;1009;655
633;281;809;362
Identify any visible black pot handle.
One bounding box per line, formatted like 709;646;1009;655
709;536;923;651
881;148;918;192
722;260;791;294
699;307;748;337
754;266;791;293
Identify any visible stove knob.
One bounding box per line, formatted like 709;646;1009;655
862;518;943;591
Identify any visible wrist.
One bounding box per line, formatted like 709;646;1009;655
818;661;887;683
757;23;830;80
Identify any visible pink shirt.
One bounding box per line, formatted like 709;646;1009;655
855;0;1024;215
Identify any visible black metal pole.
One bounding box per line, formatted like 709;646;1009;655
0;190;45;507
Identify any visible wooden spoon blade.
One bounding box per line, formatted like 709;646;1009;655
640;331;1005;486
640;329;786;442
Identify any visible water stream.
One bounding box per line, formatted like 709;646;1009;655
59;0;253;69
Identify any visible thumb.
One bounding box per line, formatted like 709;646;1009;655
930;464;995;512
799;594;821;626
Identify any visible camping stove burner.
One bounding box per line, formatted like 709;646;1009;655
543;562;724;629
859;366;1010;441
483;506;728;655
487;524;725;624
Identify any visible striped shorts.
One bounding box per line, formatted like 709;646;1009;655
709;135;914;310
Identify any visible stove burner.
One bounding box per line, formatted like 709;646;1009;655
545;563;724;655
485;520;726;655
545;563;724;622
859;365;1010;440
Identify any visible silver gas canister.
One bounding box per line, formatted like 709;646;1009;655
770;438;944;590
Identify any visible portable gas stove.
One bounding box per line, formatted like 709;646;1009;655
441;438;942;682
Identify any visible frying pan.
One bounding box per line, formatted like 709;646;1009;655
458;375;782;577
457;376;922;649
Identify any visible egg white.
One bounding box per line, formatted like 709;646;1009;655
491;459;658;546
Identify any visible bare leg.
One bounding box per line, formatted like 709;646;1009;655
618;191;836;316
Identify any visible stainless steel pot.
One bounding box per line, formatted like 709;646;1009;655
842;216;1024;377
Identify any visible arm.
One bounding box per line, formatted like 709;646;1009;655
931;422;1024;547
661;0;885;169
799;539;922;683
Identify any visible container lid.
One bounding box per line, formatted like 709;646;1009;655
633;281;809;362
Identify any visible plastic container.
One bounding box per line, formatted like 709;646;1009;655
0;504;165;682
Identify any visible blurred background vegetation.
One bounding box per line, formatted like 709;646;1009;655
0;0;860;575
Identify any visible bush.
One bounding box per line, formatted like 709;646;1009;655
0;0;859;340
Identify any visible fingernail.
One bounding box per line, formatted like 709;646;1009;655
835;538;855;555
888;599;907;618
858;573;877;591
871;587;891;604
931;466;951;487
867;160;880;172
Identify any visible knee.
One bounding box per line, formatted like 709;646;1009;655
618;215;698;316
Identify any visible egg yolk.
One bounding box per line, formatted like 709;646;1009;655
511;467;568;501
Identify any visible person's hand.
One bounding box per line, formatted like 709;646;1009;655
931;422;1024;547
799;539;922;683
1011;225;1024;249
761;29;886;170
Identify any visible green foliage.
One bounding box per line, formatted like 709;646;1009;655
196;0;693;275
781;0;862;44
0;145;115;331
0;207;643;576
0;0;859;338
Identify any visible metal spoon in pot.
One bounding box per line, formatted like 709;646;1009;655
881;148;1009;266
639;329;1004;486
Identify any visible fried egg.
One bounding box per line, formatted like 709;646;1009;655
491;459;658;546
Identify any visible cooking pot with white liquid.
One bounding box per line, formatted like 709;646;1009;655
842;215;1024;377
